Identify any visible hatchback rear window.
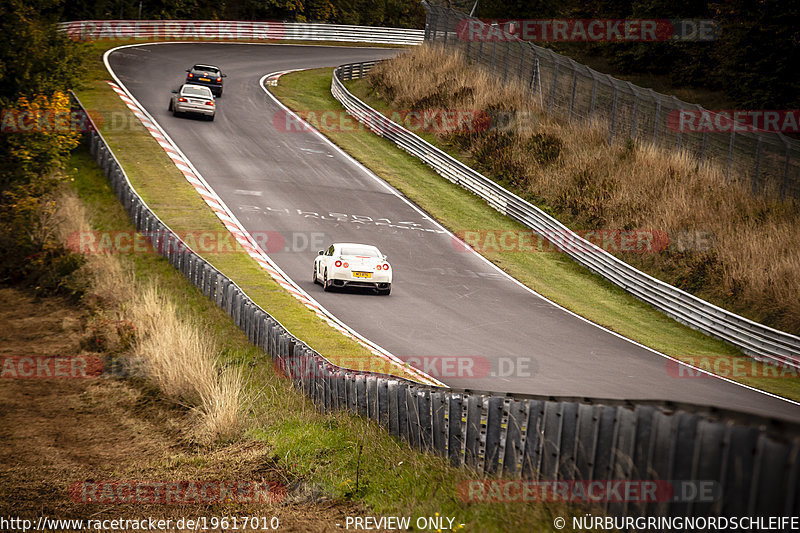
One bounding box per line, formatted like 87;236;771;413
182;86;212;97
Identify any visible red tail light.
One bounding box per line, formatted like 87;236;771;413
178;97;187;102
343;262;349;268
205;101;214;106
216;77;222;82
334;260;342;267
188;73;194;78
381;263;390;270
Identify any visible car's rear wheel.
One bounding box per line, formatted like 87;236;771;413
168;100;173;111
208;114;215;121
323;270;332;292
313;265;319;284
377;284;391;296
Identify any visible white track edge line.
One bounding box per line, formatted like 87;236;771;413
262;68;800;408
102;44;443;388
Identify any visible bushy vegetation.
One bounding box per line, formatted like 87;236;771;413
0;0;90;292
472;0;800;110
59;0;426;28
367;46;800;334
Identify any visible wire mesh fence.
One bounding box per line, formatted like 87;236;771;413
67;77;800;520
421;2;800;199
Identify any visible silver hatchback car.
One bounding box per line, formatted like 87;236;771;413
168;84;216;121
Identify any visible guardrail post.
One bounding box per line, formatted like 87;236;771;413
672;96;683;151
608;83;618;144
549;61;559;114
464;394;482;469
447;393;464;467
652;93;661;145
431;391;448;457
336;370;347;410
388;380;400;436
406;387;421;449
442;9;449;47
377;378;389;427
647;410;676;517
752;135;762;194
354;374;366;415
608;407;637;518
574;404;599;481
631;406;655;480
557;402;580;481
483;397;505;475
782;140;791;198
630;87;639;139
501;41;510;84
568;63;578;123
346;374;357;413
752;435;791;516
540;401;561;479
365;376;377;420
592;406;618;486
324;368;334;411
673;413;702;513
397;382;410;443
521;399;545;480
502;400;527;477
720;426;759;517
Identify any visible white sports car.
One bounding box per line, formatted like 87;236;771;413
314;243;392;295
168;83;215;120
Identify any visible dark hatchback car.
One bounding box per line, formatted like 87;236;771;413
185;64;226;96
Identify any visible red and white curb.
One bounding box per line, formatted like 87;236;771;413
264;69;299;85
104;74;442;387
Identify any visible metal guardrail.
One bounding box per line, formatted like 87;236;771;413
57;20;424;45
69;81;800;519
332;61;800;370
421;2;800;199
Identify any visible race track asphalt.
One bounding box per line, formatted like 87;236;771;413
107;43;799;422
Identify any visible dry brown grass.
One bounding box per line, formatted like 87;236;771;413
129;284;247;442
368;46;800;334
52;188;247;443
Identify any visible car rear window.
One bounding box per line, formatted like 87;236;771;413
182;86;212;97
340;246;380;257
193;66;219;73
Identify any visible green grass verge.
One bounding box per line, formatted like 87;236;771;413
268;67;800;402
69;144;575;532
74;40;423;379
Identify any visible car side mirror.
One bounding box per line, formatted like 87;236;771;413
318;250;324;255
185;69;190;72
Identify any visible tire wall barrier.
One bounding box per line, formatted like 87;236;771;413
71;84;799;519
